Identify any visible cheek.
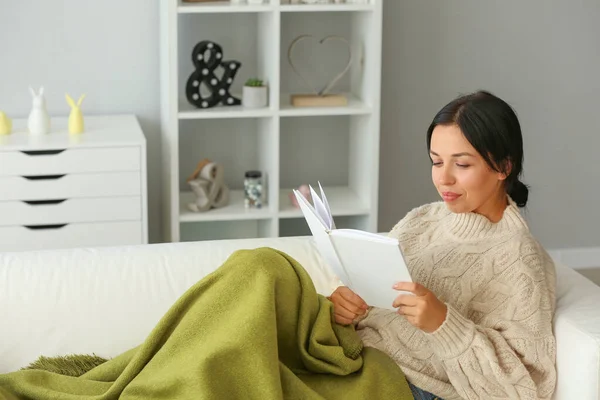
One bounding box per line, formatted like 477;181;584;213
462;170;497;196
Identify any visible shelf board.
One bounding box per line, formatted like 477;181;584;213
179;186;369;223
179;190;274;222
279;3;374;12
178;1;273;13
178;101;275;120
177;2;375;14
279;93;372;117
279;186;369;219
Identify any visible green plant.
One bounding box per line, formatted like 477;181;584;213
245;78;264;87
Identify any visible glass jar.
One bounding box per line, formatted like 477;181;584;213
244;170;263;209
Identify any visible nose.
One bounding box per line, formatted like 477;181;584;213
437;165;455;186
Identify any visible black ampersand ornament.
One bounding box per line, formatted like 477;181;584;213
186;41;242;109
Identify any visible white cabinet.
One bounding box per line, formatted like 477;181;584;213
160;0;382;242
0;115;148;252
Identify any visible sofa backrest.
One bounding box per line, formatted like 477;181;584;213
0;236;599;400
0;237;336;374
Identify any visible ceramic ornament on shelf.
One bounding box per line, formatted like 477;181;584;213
186;158;230;212
27;86;51;135
185;41;242;109
65;93;86;134
0;111;12;135
288;34;352;107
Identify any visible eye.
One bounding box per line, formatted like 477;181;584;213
431;161;443;167
456;164;470;168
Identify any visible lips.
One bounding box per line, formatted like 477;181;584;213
441;192;461;202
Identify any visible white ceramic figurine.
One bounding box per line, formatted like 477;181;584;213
27;86;51;135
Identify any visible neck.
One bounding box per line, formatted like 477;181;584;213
473;191;508;223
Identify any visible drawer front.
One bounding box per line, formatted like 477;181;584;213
0;221;142;252
0;147;140;176
0;172;140;201
0;197;141;226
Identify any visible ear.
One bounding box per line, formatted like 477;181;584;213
39;87;44;96
65;94;75;108
497;160;512;181
77;94;86;107
29;86;36;97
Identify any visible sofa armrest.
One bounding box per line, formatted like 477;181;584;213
553;262;600;400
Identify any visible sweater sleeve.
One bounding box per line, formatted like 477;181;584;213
424;252;557;399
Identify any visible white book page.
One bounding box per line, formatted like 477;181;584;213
293;189;352;285
333;229;397;244
309;185;332;231
318;182;335;230
329;234;413;310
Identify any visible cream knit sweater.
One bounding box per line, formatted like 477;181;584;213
355;200;557;400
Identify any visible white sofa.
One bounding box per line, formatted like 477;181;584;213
1;236;599;399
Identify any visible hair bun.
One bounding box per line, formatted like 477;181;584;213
508;179;529;207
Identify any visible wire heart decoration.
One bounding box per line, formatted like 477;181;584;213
287;35;353;97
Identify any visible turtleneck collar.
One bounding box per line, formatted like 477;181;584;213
442;197;529;241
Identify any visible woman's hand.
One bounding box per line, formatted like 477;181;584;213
392;282;447;333
328;286;369;325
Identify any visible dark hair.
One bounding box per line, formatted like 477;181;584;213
426;90;529;207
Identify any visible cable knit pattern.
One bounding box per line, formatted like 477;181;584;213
355;200;557;400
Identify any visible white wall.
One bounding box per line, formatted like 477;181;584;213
0;0;162;242
379;0;600;251
2;1;599;253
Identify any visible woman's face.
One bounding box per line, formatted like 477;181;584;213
429;124;508;219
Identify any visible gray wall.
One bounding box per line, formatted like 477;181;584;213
379;0;600;250
1;1;598;251
0;1;162;243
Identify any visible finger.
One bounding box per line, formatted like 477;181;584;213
337;295;367;315
335;314;353;325
334;304;358;320
335;300;363;319
397;305;418;317
392;294;419;308
340;289;368;310
393;281;428;296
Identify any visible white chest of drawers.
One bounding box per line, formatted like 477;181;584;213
0;115;148;252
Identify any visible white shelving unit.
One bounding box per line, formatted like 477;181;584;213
160;0;383;242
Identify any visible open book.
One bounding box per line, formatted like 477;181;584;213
293;183;413;310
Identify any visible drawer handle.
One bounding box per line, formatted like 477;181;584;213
22;174;66;181
24;224;68;230
22;199;67;206
20;149;66;156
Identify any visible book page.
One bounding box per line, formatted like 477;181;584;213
293;189;352;285
318;182;335;230
308;185;332;231
332;229;397;244
329;234;413;310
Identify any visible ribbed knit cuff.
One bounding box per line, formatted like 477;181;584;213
425;303;476;360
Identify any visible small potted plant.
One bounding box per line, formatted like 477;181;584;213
243;78;268;108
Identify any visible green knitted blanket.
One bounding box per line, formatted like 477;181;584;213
0;247;412;400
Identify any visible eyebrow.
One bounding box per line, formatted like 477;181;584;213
429;150;475;158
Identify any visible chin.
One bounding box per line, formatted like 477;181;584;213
443;199;471;214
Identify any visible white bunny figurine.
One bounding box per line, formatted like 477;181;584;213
27;86;51;135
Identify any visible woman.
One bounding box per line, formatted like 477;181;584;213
329;90;557;400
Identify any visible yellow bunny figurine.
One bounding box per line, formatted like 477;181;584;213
0;111;12;135
65;93;86;134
